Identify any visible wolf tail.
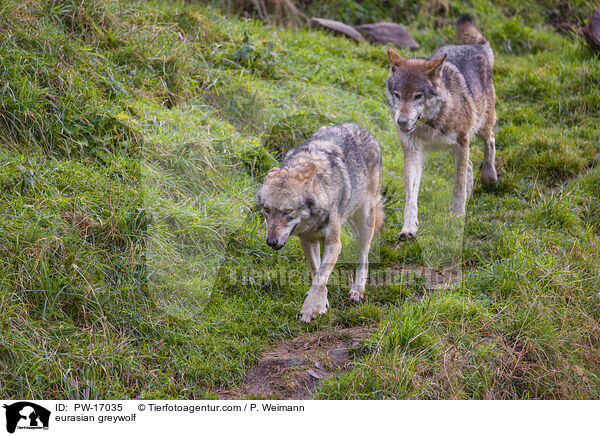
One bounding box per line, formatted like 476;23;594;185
457;14;494;66
374;197;385;233
457;14;487;44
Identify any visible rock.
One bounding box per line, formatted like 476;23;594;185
314;361;327;371
583;8;600;52
16;164;34;192
311;17;364;42
329;346;347;356
354;22;419;50
306;368;322;379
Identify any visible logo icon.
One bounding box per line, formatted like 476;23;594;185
2;402;50;434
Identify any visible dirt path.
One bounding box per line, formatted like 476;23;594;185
218;326;371;399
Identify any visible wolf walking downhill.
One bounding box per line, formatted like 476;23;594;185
386;14;498;238
256;123;384;323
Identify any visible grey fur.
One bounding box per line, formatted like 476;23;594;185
256;123;384;322
432;44;494;98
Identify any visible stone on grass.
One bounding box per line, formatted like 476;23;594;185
583;8;600;52
354;22;419;50
311;17;364;42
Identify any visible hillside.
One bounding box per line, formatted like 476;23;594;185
1;0;599;399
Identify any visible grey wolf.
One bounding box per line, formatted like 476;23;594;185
386;14;498;238
256;123;384;323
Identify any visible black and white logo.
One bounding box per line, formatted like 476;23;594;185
3;402;50;434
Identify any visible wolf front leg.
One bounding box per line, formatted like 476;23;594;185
300;238;321;278
451;135;470;216
299;225;342;323
400;147;423;238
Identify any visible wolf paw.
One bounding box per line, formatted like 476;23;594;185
481;164;498;185
399;224;418;239
299;293;329;323
348;286;365;302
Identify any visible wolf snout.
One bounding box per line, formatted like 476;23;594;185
266;237;285;250
396;117;415;132
396;116;409;129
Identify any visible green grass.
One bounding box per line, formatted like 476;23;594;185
1;0;599;399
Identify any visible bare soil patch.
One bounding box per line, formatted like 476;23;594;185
219;326;371;399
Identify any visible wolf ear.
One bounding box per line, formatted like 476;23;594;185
425;54;446;79
298;163;316;184
265;167;282;181
387;47;405;70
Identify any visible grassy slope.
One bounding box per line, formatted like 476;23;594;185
0;0;599;399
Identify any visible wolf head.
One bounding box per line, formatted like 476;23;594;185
386;48;446;133
256;164;317;250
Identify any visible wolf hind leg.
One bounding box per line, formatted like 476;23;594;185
466;159;474;198
479;100;498;185
451;136;470;216
348;203;376;302
300;238;321;279
481;131;498;184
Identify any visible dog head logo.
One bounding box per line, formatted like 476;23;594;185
2;402;50;434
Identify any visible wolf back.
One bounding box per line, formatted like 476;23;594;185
280;123;383;223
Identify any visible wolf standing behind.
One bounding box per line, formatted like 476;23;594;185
386;14;498;238
256;123;384;323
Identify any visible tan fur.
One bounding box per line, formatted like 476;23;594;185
374;199;385;232
424;53;446;76
387;47;405;66
265;163;317;185
386;16;498;238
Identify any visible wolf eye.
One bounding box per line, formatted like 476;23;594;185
263;207;271;214
414;93;424;100
283;209;294;216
